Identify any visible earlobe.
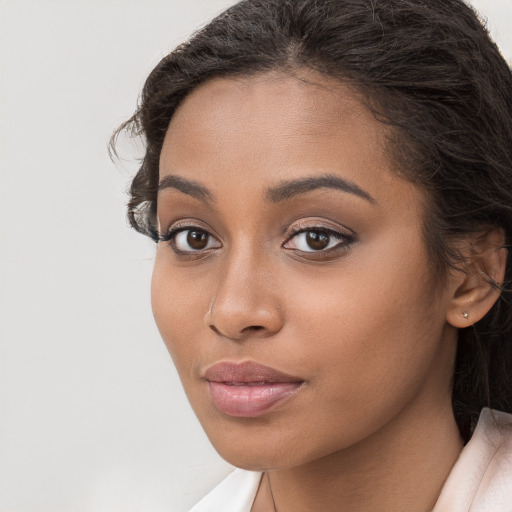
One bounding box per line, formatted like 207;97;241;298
446;230;507;328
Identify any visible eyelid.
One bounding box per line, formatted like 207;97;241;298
283;220;356;242
282;220;358;255
158;219;217;241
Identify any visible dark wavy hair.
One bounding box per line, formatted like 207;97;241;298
111;0;512;442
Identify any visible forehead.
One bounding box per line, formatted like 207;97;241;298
167;71;372;137
159;71;407;205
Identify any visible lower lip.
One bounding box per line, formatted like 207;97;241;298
208;381;303;417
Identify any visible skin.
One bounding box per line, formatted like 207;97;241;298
152;71;473;511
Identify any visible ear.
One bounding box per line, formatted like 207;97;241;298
446;229;507;328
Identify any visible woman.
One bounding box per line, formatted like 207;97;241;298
112;0;512;510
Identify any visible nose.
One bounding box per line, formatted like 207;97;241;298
204;249;284;341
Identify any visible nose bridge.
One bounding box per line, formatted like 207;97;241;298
206;238;283;340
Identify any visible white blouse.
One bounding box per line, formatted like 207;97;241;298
189;408;512;512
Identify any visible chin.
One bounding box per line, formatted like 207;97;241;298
214;445;295;472
199;420;304;471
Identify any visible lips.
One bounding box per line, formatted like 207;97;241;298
204;361;304;417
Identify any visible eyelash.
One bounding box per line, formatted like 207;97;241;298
159;222;357;258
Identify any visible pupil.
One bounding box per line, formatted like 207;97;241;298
306;231;329;250
187;230;208;249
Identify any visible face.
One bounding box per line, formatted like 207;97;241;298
152;71;458;471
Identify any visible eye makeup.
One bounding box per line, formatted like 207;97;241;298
158;216;358;262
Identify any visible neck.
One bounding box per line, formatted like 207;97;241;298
258;401;463;512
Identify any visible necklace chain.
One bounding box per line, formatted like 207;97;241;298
267;473;278;512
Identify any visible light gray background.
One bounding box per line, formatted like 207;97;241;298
1;1;511;511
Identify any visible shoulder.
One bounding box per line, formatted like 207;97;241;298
189;468;263;512
434;408;512;512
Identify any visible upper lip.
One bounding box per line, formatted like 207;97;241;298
204;361;304;384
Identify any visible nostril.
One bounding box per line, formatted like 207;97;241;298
208;323;266;340
241;325;265;333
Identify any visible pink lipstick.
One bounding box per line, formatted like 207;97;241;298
204;361;304;417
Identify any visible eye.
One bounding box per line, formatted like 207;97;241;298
159;226;221;254
284;227;355;253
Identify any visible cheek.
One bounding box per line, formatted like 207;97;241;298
151;250;208;370
284;237;443;411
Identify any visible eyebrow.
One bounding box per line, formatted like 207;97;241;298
266;174;375;203
158;175;215;204
157;173;375;205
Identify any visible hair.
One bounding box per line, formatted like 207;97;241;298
111;0;512;442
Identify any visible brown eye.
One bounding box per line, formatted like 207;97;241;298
168;228;222;253
305;231;330;250
187;230;209;250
